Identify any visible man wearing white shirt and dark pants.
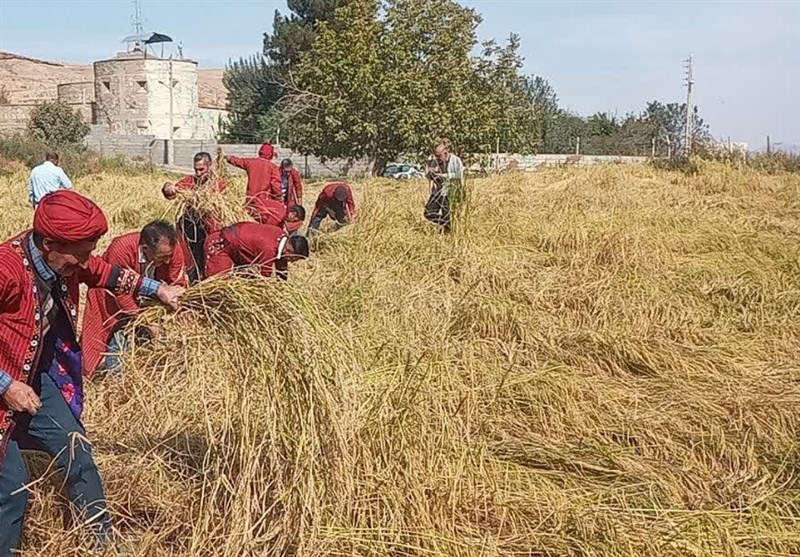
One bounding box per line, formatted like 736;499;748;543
28;153;73;208
424;139;464;232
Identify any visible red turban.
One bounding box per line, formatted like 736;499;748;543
258;143;275;159
33;190;108;243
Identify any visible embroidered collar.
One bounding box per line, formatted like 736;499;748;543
276;236;288;260
28;234;57;285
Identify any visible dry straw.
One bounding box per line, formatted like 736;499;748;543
0;160;799;556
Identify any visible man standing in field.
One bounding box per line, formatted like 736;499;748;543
162;151;228;283
424;139;464;232
205;222;309;281
308;182;356;233
280;158;304;207
0;191;183;554
81;220;187;377
27;152;73;208
225;143;283;208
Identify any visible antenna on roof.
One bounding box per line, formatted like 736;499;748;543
132;0;144;35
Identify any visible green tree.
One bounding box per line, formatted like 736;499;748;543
523;76;559;151
544;111;586;154
264;0;345;68
223;1;342;143
27;102;89;145
284;0;538;171
221;55;282;142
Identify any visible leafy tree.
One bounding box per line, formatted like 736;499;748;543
27;102;89;145
523;76;559;151
264;0;345;67
283;0;539;171
223;1;342;143
221;56;282;142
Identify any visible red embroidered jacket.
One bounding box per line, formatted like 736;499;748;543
283;166;304;207
227;156;282;203
205;223;286;279
0;231;146;465
80;231;186;377
311;182;356;221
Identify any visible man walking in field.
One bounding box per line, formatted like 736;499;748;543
424;139;464;232
225;143;283;208
0;191;183;555
308;182;356;233
28;152;73;208
163;151;228;283
81;220;187;377
205;222;309;281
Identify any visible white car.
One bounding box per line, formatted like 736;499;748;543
384;163;424;180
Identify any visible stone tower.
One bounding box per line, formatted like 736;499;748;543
93;52;201;140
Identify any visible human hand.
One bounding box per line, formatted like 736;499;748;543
2;381;42;415
156;284;185;311
162;183;178;199
145;323;165;341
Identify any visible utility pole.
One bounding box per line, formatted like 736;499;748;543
683;54;694;156
575;136;581;156
168;58;174;165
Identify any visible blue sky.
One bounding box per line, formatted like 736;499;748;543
0;0;798;150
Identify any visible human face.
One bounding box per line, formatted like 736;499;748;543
282;249;306;263
42;238;98;277
194;158;211;178
287;209;301;223
142;238;175;267
434;145;448;163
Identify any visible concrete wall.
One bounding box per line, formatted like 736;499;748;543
171;141;373;177
85;125;165;163
492;153;648;171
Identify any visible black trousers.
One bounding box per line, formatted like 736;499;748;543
179;213;207;282
424;191;450;230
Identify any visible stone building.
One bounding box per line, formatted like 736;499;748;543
92;52;223;140
0;50;226;141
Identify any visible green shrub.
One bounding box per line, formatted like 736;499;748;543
27;101;90;145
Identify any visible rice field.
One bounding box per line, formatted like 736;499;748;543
0;160;799;556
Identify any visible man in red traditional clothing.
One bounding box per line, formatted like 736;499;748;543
246;194;306;235
280;158;304;207
0;191;183;554
308;182;356;233
225;143;282;208
162;151;228;283
81;220;187;378
205;222;309;281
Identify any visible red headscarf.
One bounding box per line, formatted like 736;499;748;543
33;190;108;243
258;143;275;160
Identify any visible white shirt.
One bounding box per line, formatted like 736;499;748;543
28;161;73;207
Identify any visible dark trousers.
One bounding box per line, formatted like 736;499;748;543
424;191;450;230
309;203;347;232
0;374;111;555
179;213;207;283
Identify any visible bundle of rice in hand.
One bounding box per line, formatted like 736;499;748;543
173;147;252;228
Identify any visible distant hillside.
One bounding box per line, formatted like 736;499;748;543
0;51;228;109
